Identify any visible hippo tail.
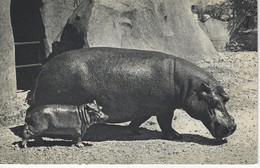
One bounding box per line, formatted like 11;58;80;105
25;103;37;115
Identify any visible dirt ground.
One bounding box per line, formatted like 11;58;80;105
0;52;258;164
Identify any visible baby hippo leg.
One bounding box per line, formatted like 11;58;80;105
73;129;84;148
22;122;47;148
22;124;34;148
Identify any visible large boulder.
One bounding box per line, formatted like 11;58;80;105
198;18;229;52
40;0;83;55
49;0;217;62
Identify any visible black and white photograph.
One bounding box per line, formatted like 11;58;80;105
0;0;258;165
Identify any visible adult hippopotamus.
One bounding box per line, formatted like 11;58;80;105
29;47;236;140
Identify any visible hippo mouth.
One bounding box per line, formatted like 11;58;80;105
93;113;109;123
204;108;236;139
209;120;236;139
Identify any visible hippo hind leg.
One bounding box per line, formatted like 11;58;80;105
156;112;182;140
22;122;46;148
22;124;34;148
129;116;151;135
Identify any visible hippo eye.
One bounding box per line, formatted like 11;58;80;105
88;109;96;114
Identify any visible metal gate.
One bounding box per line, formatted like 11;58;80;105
11;0;46;90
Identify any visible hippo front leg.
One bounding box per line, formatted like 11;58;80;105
72;129;85;148
129;116;151;135
157;112;182;140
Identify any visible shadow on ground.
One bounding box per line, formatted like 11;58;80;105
10;124;226;147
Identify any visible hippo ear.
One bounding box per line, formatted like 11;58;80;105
220;92;230;102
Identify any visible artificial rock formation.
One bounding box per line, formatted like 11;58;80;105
52;0;217;62
0;0;16;116
40;0;83;55
0;1;16;100
199;18;229;52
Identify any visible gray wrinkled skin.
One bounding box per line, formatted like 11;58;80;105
29;47;236;140
22;101;108;148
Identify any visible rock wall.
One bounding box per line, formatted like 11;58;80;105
48;0;217;62
0;0;16;116
198;18;229;51
40;0;84;54
0;0;16;100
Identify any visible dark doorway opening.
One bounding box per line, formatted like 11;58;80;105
11;0;46;90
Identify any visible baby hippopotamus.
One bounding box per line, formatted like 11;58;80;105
22;100;108;148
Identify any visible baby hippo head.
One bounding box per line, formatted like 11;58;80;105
85;100;109;123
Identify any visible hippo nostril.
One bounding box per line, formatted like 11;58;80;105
228;124;236;132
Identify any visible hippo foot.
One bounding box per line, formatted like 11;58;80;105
22;144;28;148
75;142;84;148
162;131;183;140
21;140;28;148
214;138;227;145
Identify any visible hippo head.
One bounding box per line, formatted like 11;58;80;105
86;100;109;123
184;82;236;139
